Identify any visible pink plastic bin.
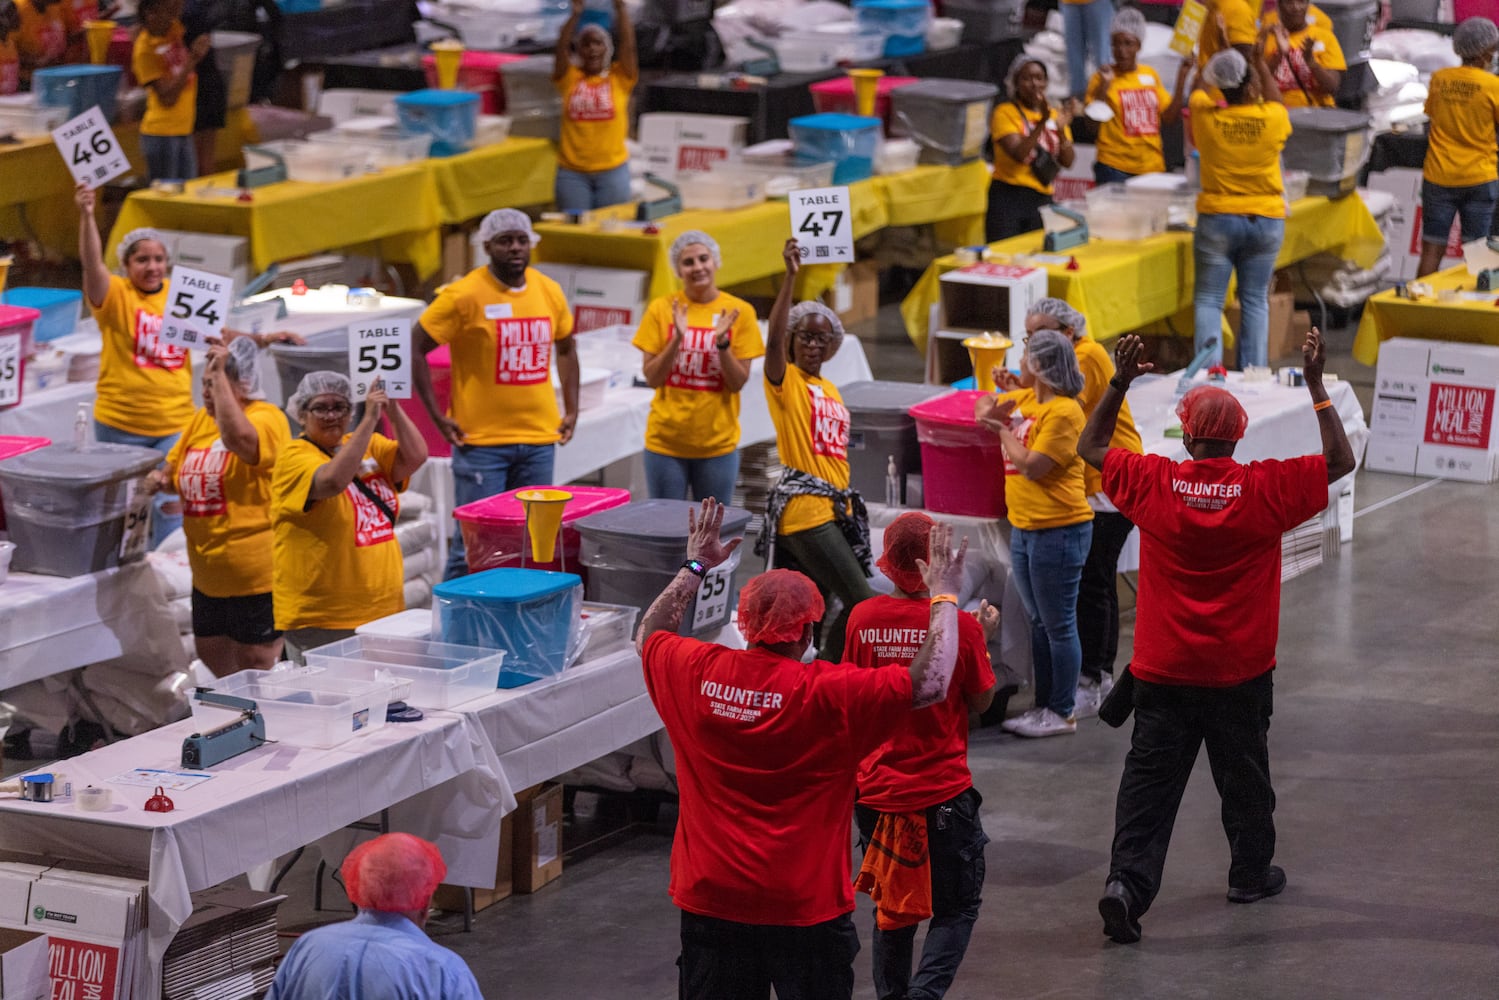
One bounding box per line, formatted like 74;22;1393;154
810;76;919;135
397;345;453;458
909;390;1007;518
0;435;51;531
422;51;531;114
455;485;632;576
0;305;41;412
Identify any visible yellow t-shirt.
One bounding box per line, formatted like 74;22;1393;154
133;22;197;137
164;401;290;598
1197;0;1258;68
1072;337;1144;497
0;36;21;95
1264;16;1345;108
632;292;764;460
1190;92;1290;218
271;434;406;631
765;363;851;536
1423;66;1499;189
418;266;575;447
16;0;67;69
91;274;194;437
1089;68;1172;175
997;390;1092;531
556;64;635;174
989;102;1071;195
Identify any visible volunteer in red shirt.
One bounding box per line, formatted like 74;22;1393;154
1078;330;1355;945
638;501;969;1000
845;512;998;1000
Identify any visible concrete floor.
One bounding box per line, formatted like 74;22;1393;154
239;304;1499;996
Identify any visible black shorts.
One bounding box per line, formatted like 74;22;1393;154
191;589;280;645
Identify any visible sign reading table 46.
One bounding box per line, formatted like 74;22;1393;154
349;319;412;400
51;106;131;188
788;186;855;265
159;266;232;350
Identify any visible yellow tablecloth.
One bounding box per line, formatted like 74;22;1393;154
900;194;1386;349
1353;265;1499;365
423;138;557;223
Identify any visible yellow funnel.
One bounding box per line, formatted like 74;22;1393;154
431;39;465;90
84;20;116;65
963;333;1014;392
0;256;11;295
517;488;571;564
847;68;884;117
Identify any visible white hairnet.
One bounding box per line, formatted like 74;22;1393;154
670;230;722;268
1202;49;1249;90
1025;328;1085;397
1453;17;1499;58
1005;54;1048;99
787;300;845;357
1110;7;1147;41
575;23;615;67
1028;297;1087;337
478;208;540;246
287;370;353;421
117;227;168;266
222;336;265;400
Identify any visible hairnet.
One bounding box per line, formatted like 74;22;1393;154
1025;328;1085;396
738;569;825;645
670;230;722;269
1201;49;1249;90
221;336;265;400
787;300;845;353
877;512;935;595
1028;297;1087;337
117;227;167;266
1453;16;1499;58
1005;54;1048;99
1176;385;1248;442
478;208;540;246
342;834;446;913
1110;7;1148;41
576;22;615;67
287;370;352;420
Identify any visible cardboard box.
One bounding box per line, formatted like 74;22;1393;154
1224;290;1294;368
0;928;49;1000
27;874;147;1000
442;227;475;284
0;866;46;931
1283;309;1313;363
929;263;1048;382
570;266;648;332
1366;338;1499;482
513;783;564;894
823;260;879;329
432;810;517;914
1364;168;1464;283
1053;141;1096;205
637;113;749;180
157;230;251;298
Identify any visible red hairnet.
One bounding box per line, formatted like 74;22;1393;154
877;512;934;594
341;833;447;913
738;569;824;645
1176;386;1248;442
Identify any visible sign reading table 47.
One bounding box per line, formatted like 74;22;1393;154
350;319;412;400
788;186;855;265
52;106;131;188
159;266;232;350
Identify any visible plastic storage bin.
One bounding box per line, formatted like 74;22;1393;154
889;78;997;165
0;305;41;384
0;442;161;576
1282;107;1372;197
0;436;50;532
941;0;1025;42
498;56;561;140
211;31;261;109
909;390;1007;518
421;50;529;114
434;568;585;687
306;128;433;169
270;328;348;404
1315;0;1378;62
2;288;82;344
274;0;322;11
576;499;752;637
243;140;368;182
454;484;632;575
788;113;882;184
773;34;840;73
733;156;837;197
304;635;507;709
194;669;390;749
0;104;69;136
810;76;918;135
32;65;124;121
576;601;641;661
394;89;481;157
1084;183;1168;240
854;0;932;56
679;167;768;210
811;22;888;62
841;381;950;506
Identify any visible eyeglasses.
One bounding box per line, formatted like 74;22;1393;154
794;331;834;347
308;403;351;417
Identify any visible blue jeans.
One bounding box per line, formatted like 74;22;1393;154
140;133;198;182
1010;521;1092;718
93;420;182;549
643;449;740;505
554;161;632;214
445;442;556;580
1061;0;1115;99
1419;179;1499;245
1094;162;1136;185
1193;213;1286;369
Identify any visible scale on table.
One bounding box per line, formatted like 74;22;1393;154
237;145;288;188
1039;204;1089;252
181;690;267;769
637;173;683;222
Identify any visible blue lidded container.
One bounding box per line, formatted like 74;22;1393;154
1;288;83;344
433;568;583;687
788;113;882;184
854;0;932;56
394;89;481;157
32;65;124;122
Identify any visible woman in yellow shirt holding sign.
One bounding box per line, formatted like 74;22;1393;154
1087;8;1190;183
632;230;764;504
552;0;637;214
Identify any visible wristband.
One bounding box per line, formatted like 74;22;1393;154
715;336;732;351
1109;375;1130;392
1313;399;1333;412
930;593;959;608
682;558;707;579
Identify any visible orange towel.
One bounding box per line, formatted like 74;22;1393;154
854;811;933;931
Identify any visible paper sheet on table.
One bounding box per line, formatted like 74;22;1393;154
110;768;215;790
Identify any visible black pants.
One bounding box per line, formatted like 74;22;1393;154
1077;511;1134;683
855;788;987;1000
775;521;874;663
1108;672;1276;917
678;910;860;1000
985;179;1053;243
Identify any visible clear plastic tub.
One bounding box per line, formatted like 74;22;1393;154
810;22;887;63
876;137;920;174
1283;169;1309;202
304;635;508;709
211;31;261;110
854;0;931;56
394;89;481;157
306;129;433;170
890;78;997;165
433;569;585;687
243;141;368;183
732;156;836;198
192;669;390;749
1084;184;1168;240
498;57;561;141
475;114;514;146
0;104;70;137
788;113;882;184
773;34;840;73
576;602;641;662
679;167;768;210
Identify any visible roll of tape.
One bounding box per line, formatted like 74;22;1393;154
77;786;111;812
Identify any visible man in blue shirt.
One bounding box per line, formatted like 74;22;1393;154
266;833;483;1000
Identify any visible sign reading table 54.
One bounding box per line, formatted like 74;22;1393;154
159;266;232;350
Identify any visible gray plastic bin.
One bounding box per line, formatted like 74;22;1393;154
1314;0;1378;62
841;380;950;506
270;328;349;405
941;0;1026;42
499;57;561;141
1283;107;1372;197
890;79;998;165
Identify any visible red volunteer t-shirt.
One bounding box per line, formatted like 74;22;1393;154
642;631;912;926
844;596;996;813
1102;450;1327;687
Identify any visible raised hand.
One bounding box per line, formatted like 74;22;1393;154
1112;335;1154;386
74;183;95;214
1302;326;1326;385
782;237;801;278
972;599;1000;640
916;521;968;598
686;498;743;570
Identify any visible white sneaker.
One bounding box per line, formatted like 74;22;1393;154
999;707;1044;734
1074;680;1102;720
1100;673;1114;699
1010;708;1077;738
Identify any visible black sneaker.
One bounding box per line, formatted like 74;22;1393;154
1099;880;1141;944
2;729;33;761
57;720;108;759
1227;865;1287;904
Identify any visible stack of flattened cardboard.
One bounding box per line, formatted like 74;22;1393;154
162;886;286;1000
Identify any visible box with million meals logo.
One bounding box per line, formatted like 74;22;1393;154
26;870;147;1000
